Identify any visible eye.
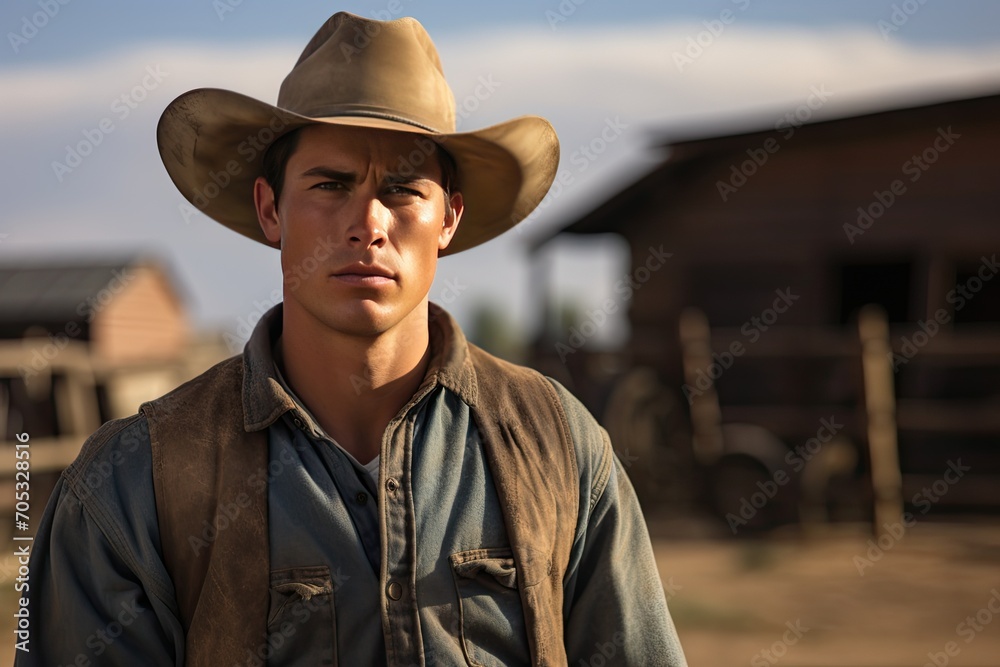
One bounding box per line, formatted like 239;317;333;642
385;184;422;197
312;181;346;191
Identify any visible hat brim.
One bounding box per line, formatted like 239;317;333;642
157;88;559;256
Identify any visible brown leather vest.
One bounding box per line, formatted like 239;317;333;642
141;344;577;666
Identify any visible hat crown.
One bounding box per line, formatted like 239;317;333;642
277;12;456;133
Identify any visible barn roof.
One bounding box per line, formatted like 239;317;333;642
533;88;1000;247
0;257;183;338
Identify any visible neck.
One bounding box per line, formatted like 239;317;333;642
279;300;432;464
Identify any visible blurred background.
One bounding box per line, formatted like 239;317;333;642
2;1;1000;664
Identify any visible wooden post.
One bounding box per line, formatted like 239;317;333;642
858;305;904;537
679;307;724;465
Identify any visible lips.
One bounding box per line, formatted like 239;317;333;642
330;263;396;286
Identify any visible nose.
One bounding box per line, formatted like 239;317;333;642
346;196;389;249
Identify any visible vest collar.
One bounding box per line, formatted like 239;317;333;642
240;302;478;432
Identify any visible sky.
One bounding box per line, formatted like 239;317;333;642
3;0;1000;348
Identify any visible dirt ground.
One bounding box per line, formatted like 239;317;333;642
1;520;997;665
654;520;1000;666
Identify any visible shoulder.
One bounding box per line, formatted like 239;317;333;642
49;414;176;606
467;344;614;508
57;412;163;569
543;378;616;513
62;413;152;501
61;354;243;512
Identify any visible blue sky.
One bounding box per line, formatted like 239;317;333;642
5;0;1000;63
3;1;1000;347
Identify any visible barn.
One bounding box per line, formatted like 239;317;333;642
533;90;1000;531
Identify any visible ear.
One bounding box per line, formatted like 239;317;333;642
438;191;464;252
254;176;282;247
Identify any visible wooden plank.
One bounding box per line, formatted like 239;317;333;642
897;400;1000;434
720;406;862;438
708;327;859;357
679;307;724;464
0;437;82;475
858;306;904;537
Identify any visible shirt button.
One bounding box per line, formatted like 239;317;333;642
386;478;399;492
355;492;368;505
292;416;305;430
386;581;402;601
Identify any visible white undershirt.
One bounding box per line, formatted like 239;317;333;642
363;455;381;483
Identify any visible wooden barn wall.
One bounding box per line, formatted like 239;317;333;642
623;96;1000;372
91;265;190;365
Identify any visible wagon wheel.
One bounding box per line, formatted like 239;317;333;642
602;367;690;506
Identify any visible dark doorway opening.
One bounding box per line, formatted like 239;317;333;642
838;261;913;324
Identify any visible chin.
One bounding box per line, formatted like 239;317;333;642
325;299;420;338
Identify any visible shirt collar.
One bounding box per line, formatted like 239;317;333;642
241;301;478;432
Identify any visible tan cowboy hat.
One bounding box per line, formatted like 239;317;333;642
157;11;559;256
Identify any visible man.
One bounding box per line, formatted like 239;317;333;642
19;12;687;667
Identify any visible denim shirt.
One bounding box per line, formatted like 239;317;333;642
17;303;687;666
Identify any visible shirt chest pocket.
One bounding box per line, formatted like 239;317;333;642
266;565;337;667
450;548;530;667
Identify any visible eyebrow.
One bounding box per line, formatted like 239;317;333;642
300;166;357;182
299;166;430;185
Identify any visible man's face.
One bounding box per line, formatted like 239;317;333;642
254;123;463;337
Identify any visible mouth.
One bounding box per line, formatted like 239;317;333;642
330;263;396;287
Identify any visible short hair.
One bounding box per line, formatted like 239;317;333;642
262;127;459;220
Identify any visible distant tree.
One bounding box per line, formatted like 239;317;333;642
468;302;523;363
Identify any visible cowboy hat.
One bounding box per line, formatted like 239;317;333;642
157;11;560;255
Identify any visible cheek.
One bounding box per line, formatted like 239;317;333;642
395;208;444;246
394;217;443;283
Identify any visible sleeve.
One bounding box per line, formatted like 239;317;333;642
14;418;185;666
551;380;688;667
